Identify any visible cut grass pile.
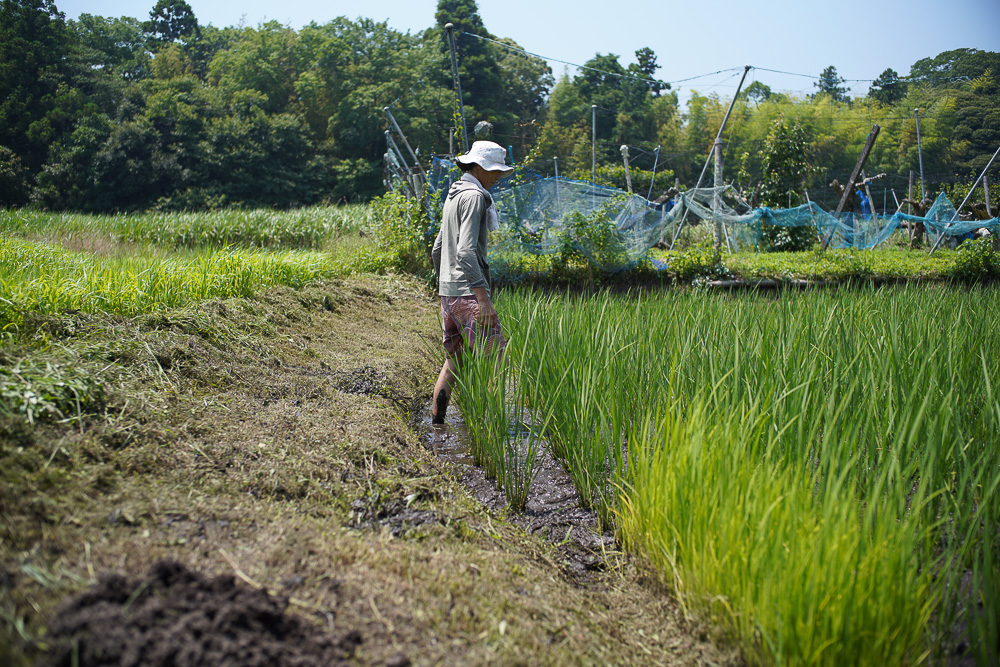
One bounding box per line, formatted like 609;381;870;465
452;285;1000;665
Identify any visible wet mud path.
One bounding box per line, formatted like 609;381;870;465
422;410;615;581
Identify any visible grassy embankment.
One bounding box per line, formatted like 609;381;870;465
0;206;734;666
452;286;1000;666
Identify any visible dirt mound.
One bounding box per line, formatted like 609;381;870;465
44;560;361;667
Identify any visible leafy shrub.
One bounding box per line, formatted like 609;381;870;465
554;197;630;274
759;223;815;252
948;237;1000;281
668;242;727;283
368;190;435;275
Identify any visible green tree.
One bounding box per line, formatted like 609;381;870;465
295;17;452;198
758;114;817;250
0;145;30;206
144;0;199;46
868;68;907;105
493;36;552;152
208;22;299;114
0;0;79;173
633;47;668;96
195;100;331;209
72;14;151;82
908;48;1000;85
571;50;660;164
951;72;1000;177
814;65;850;102
742;80;772;107
434;0;505;131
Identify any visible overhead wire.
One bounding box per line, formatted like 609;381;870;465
460;30;744;90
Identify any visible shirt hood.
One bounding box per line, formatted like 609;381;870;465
447;174;493;206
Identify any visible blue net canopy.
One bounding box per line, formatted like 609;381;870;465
400;157;1000;275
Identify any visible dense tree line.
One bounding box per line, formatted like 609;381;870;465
0;0;997;212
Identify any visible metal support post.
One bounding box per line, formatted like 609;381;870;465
670;65;752;250
591;103;597;191
647;145;660;200
915;109;926;200
554;156;561;220
445;23;469;153
713;138;724;250
384;109;424;176
929;144;1000;253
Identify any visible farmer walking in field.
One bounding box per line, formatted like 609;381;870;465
430;141;513;424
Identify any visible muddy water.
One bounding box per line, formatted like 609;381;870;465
422;409;615;580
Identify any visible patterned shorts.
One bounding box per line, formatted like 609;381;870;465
440;295;506;358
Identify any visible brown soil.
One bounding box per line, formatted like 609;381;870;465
1;274;740;666
44;560;361;667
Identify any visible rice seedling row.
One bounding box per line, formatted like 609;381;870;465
453;285;999;665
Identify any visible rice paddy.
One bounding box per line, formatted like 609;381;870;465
453;285;1000;665
3;205;998;663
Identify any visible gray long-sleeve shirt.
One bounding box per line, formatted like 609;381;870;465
432;175;493;297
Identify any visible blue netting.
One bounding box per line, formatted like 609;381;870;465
398;157;1000;275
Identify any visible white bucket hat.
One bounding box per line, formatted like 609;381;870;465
455;141;514;176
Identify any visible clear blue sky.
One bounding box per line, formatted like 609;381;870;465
59;0;1000;106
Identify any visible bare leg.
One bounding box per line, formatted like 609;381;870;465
431;357;457;424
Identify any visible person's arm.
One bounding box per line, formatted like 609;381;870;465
472;285;497;328
431;231;443;279
454;192;488;290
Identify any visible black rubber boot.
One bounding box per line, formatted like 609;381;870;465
431;391;448;424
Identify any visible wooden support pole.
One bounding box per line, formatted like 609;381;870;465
821;124;881;250
620;145;633;194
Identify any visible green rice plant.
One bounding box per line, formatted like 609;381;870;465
449;300;565;510
498;284;1000;665
618;397;936;665
450;339;508;483
498;305;565;511
495;376;542;512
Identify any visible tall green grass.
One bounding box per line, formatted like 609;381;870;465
0;236;352;330
0;205;372;250
489;285;1000;665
